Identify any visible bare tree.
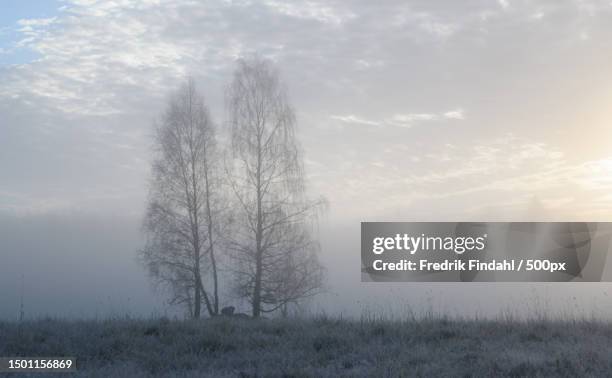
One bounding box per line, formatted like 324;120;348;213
141;78;221;318
226;56;325;317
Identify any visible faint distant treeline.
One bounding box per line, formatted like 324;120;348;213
140;56;325;319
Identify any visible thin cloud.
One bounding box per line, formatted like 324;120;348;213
444;109;464;120
263;0;356;25
330;115;381;127
17;17;57;27
498;0;509;11
330;109;465;128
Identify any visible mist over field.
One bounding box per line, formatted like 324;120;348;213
2;211;612;321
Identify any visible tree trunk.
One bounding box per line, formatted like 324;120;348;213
252;136;263;318
204;167;219;315
210;237;219;315
198;276;214;317
194;268;201;319
192;207;203;319
253;248;262;317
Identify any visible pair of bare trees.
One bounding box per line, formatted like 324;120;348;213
141;57;324;318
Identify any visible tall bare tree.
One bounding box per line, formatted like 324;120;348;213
226;57;325;317
141;78;221;318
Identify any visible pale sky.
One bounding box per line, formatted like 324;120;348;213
1;0;612;220
2;0;612;319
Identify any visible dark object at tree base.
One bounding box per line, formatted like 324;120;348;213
144;326;160;336
215;306;251;319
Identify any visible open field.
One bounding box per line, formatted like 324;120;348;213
1;316;612;377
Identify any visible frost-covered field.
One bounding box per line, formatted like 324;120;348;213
1;316;612;377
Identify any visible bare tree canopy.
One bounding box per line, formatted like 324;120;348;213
226;56;325;317
141;78;221;318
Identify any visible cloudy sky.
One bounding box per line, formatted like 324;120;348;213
3;0;612;318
